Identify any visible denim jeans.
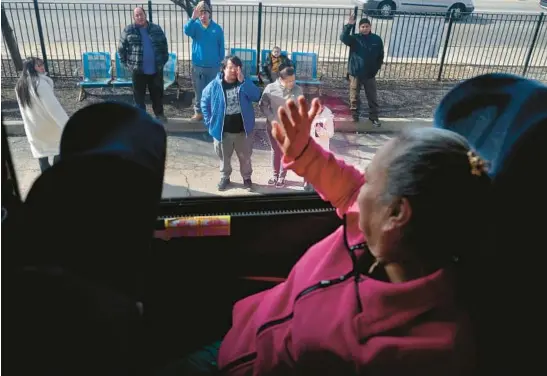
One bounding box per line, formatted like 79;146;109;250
192;65;218;114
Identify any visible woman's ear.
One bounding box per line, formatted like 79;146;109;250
385;197;412;232
391;197;412;227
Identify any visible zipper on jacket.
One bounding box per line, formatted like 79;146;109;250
220;79;226;141
220;352;258;373
256;271;353;336
220;273;353;373
238;85;248;137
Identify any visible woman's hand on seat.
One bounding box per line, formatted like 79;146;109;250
271;96;321;160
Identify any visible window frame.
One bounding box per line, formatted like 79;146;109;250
157;192;334;220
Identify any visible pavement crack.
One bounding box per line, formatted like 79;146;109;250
182;172;192;197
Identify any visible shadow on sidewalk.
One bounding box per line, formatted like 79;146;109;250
330;134;386;162
162;182;214;198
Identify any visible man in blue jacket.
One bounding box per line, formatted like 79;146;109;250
201;55;262;191
184;1;225;121
341;15;384;126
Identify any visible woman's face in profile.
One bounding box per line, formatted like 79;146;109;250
280;74;296;90
34;59;45;74
357;139;400;260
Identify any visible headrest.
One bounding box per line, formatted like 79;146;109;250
21;104;167;297
433;73;547;177
60;102;166;177
434;74;547;374
25;102;167;222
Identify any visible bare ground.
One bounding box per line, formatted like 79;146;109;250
1;74;455;122
3;59;544;121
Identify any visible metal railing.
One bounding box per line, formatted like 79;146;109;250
1;1;546;82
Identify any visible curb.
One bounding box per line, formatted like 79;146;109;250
4;117;433;137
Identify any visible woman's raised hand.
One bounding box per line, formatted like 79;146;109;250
271;96;321;159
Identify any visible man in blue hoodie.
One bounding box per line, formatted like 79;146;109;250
201;55;261;192
184;1;225;121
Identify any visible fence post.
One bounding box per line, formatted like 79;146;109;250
523;12;544;77
32;0;49;73
256;2;263;75
148;0;153;24
352;6;358;34
437;10;455;81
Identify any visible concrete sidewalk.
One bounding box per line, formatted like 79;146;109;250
8;131;401;200
3;116;433;137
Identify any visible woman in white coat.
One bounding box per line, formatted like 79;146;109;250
15;57;69;172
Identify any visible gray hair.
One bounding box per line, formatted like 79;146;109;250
382;127;492;264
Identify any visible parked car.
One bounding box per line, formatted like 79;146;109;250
353;0;475;19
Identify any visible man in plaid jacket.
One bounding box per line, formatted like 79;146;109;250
118;7;169;122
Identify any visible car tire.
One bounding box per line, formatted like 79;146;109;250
447;3;466;20
376;1;396;18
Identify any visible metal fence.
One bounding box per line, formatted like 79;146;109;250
1;1;546;82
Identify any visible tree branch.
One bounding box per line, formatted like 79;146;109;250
169;0;212;18
1;4;22;71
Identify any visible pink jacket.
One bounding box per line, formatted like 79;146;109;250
218;140;476;376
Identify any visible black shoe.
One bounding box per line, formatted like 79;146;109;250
218;178;230;191
351;111;359;122
369;118;382;127
243;179;253;191
275;177;286;188
267;176;278;185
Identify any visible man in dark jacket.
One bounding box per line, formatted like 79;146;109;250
340;16;384;126
261;46;292;82
118;7;169;123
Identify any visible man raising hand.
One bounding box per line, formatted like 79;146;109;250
341;13;384;126
184;1;226;121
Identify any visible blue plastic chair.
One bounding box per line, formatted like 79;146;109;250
113;52;179;98
291;52;322;94
163;52;177;90
78;52;112;101
230;48;259;82
163;52;180;99
112;52;133;88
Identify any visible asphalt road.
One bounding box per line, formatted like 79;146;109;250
3;1;545;67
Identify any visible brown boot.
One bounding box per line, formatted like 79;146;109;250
191;113;203;121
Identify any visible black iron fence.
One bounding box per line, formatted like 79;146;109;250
1;1;546;82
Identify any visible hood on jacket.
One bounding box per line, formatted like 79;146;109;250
318;106;333;118
21;102;167;298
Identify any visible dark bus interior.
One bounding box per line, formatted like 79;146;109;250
3;99;547;376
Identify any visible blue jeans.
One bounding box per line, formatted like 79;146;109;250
192;65;218;114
